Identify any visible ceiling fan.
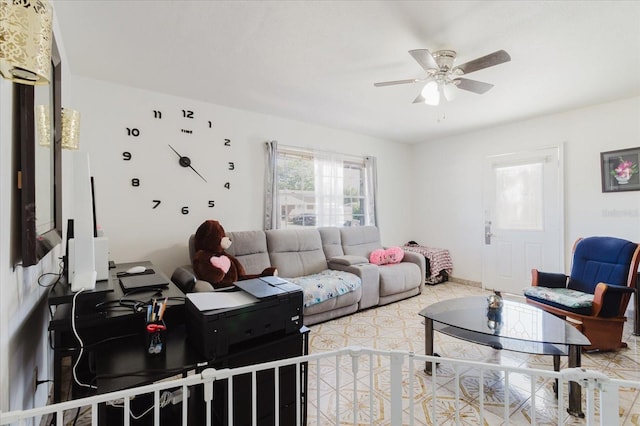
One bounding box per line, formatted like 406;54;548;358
374;49;511;105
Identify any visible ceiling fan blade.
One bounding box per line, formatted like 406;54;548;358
409;49;439;72
374;78;419;87
454;78;494;94
453;50;511;75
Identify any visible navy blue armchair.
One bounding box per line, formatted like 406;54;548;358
524;236;640;351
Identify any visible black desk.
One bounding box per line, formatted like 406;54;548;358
95;327;309;425
48;261;184;403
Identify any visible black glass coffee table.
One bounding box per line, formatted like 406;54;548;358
419;296;591;417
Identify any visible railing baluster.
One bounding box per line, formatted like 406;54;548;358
530;374;536;425
153;389;160;425
335;354;341;425
182;384;188;426
504;372;510;425
408;353;415;426
390;351;403;426
431;356;437;426
454;364;460;425
369;352;374;425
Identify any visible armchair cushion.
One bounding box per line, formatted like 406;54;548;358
523;286;593;315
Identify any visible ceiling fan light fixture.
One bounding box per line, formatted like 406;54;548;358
443;82;457;102
421;80;440;105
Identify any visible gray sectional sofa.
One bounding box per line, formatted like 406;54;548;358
172;226;425;325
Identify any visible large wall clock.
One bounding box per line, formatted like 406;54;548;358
121;108;235;216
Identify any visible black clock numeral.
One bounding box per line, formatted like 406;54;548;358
224;139;231;146
122;152;132;161
224;182;230;190
182;110;194;119
181;206;189;215
153;110;162;119
208;200;215;208
152;200;161;209
228;162;235;171
131;178;140;187
126;127;140;137
208;121;213;128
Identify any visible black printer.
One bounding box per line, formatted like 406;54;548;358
185;277;304;360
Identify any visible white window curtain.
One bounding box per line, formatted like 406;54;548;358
264;140;278;230
364;155;378;226
313;150;344;227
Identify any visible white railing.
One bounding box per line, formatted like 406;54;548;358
2;346;638;425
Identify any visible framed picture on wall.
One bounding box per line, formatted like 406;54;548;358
601;147;640;192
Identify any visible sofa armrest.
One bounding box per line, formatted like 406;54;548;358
328;255;369;267
171;265;197;293
401;251;426;290
329;262;380;309
531;270;568;288
171;265;216;293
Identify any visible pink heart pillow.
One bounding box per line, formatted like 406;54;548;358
369;247;404;265
210;255;231;273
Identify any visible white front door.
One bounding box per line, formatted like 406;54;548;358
482;146;564;295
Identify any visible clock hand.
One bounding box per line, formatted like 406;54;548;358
188;164;208;183
168;144;208;183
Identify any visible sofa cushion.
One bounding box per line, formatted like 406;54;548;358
266;229;328;277
225;230;272;275
340;226;382;258
523;286;593;315
286;269;362;307
569;236;637;294
378;262;422;296
318;227;344;259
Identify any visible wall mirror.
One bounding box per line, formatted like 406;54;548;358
16;35;62;267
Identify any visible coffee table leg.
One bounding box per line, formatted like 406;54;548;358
552;354;560;394
424;318;434;374
567;344;584;418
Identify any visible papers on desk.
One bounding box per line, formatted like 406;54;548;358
186;290;258;311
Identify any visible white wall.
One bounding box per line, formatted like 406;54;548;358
412;96;640;283
64;76;417;277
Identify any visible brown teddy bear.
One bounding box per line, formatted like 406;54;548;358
192;220;277;289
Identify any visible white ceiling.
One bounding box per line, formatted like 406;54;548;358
52;1;640;144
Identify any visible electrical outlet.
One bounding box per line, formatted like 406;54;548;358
33;366;38;394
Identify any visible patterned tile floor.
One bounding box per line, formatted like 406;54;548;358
306;282;640;425
48;281;640;425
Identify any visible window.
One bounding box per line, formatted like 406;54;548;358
494;162;543;230
267;144;377;229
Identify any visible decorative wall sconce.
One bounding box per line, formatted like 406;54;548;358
61;108;80;150
36;104;51;146
37;105;81;150
0;0;53;85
